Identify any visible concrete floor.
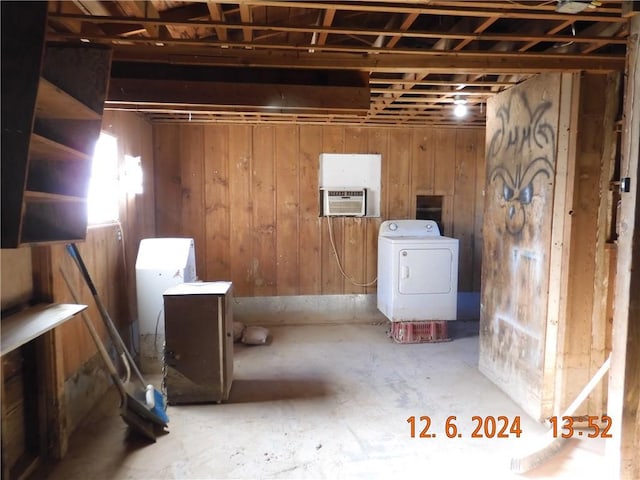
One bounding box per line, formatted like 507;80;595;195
41;322;607;479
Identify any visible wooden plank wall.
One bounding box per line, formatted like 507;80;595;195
153;125;485;297
555;73;620;416
101;110;156;321
0;249;33;311
479;73;563;421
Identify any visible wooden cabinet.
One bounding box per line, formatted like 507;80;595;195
1;2;111;248
162;282;234;404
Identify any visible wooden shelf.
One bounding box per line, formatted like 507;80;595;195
35;78;101;121
1;303;87;356
29;133;90;162
24;191;85;203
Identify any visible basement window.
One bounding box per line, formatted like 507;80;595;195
87;132;119;224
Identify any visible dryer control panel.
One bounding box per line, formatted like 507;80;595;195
379;219;441;237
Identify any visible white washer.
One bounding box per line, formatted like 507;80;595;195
377;220;459;321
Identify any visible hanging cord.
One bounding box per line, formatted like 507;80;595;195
326;216;377;287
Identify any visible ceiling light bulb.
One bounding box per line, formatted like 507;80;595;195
454;103;468;118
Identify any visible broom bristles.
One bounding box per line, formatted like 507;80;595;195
152;388;169;424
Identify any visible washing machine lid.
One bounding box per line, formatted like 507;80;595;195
379;219;441;238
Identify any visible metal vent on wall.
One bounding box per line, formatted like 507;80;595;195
322;188;366;216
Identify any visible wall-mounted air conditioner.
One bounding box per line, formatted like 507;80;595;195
321;188;367;216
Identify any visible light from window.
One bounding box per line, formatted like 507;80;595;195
124;155;143;195
88;133;119;224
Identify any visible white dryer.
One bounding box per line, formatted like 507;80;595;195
377;220;459;321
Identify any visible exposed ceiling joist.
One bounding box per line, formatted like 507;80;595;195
43;0;628;126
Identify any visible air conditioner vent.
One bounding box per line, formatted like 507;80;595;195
322;188;366;216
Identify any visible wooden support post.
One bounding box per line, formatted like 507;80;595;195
31;246;68;460
545;72;579;417
607;15;640;480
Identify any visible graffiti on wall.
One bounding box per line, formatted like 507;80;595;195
488;92;556;235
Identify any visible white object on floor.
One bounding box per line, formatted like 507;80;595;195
241;326;270;345
377;220;459;321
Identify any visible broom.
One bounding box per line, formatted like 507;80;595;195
510;354;611;474
60;266;161;441
66;243;169;426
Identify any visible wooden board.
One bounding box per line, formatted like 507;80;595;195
36;78;101;120
204;124;231;280
298;126;322;294
452;128;477;292
275;126;299;295
179;125;206;277
228;125;253;295
479;73;563;420
1;303;86;356
252;126;277;296
0;248;33;311
433;128;456;196
154;124;182;236
387;129;412;219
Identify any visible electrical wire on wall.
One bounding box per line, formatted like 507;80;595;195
326;216;377;287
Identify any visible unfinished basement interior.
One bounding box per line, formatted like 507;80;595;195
1;1;639;479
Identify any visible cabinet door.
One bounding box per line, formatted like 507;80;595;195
163;294;226;404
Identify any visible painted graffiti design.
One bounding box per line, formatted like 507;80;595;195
488;93;556;235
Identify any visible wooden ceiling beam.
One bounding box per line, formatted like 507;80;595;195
317;8;336;45
207;2;228;41
369;78;519;87
189;0;626;23
107;45;625;73
454;15;498;51
239;3;253;42
385;13;419;49
46;14;629;46
107;78;369;113
116;1;163;38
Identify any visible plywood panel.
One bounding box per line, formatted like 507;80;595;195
252;126;276;296
204;125;231;280
228;125;253;296
275;126;299;295
154;124;182;236
387;130;412;219
412;129;435;195
179;125;206;277
453;129;478;292
479;73;563;420
0;248;33;310
298;126;322;294
433;129;456;196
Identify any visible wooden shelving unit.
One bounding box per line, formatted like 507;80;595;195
35;78;102;121
1;19;111;248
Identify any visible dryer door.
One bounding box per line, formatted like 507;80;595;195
398;248;453;294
